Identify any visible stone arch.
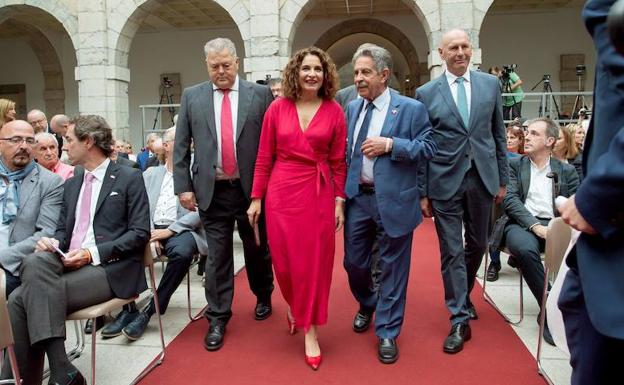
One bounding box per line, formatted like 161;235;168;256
314;18;422;86
280;0;435;56
112;0;250;68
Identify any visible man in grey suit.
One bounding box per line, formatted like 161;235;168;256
174;37;274;351
0;120;63;297
335;84;358;112
416;29;508;354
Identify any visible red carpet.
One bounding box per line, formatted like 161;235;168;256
139;219;545;385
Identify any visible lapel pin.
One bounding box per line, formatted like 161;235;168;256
110;175;116;179
391;109;398;115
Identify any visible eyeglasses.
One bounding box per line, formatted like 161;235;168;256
0;136;36;145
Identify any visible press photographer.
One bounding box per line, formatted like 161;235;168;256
489;65;524;120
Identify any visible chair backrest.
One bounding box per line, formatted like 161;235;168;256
545;217;572;278
0;269;15;349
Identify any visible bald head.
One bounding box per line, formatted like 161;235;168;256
0;120;35;171
438;29;472;77
27;109;48;133
50;114;69;135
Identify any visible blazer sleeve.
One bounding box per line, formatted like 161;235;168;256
491;78;509;187
173;88;194;195
328;103;347;199
414;90;430;197
251;102;278;199
503;159;539;229
168;210;202;234
389;101;437;163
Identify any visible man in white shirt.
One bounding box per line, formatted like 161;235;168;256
502;117;579;345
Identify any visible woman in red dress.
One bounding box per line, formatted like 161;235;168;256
247;47;346;370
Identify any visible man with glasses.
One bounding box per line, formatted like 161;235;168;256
0;120;63;297
27;109;49;134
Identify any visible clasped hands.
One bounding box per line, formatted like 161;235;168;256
35;237;91;269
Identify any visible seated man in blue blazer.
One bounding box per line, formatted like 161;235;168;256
502;118;578;345
343;43;436;364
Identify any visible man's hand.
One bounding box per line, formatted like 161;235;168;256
247;198;262;226
63;249;92;270
151;229;174;242
560;195;597;234
495;186;507;204
335;200;345;232
420;197;433;218
36;237;59;252
532;224;548;239
179;192;197;211
361;137;390;158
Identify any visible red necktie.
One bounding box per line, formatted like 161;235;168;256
220;89;236;176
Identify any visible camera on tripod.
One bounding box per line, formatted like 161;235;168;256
501;64;517;81
576;65;586;76
542;74;551;84
162;76;174;88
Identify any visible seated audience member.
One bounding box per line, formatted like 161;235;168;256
0;99;16;127
114;127;208;341
571;123;586;152
137;133;160;171
501;117;579;345
50;114;70;160
0;121;63;297
554;124;583;180
110;139;140;169
115;140;130;159
268;77;284;98
34;132;74;180
125;142;137;162
0;115;150;385
27;109;49;134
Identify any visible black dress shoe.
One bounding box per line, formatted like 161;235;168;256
378;338;399;364
353;307;374;333
254;301;272;320
486;263;501;282
443;323;472;354
84;316;105;335
122;312;151;341
468;305;478;320
204;323;226;351
100;309;138;338
48;369;87;385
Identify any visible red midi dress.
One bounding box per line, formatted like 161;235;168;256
251;97;346;331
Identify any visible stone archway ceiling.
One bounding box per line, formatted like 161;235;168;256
489;0;585;13
304;0;412;19
0;5;66;35
137;0;236;32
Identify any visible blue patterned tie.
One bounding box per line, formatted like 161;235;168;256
456;77;469;127
345;102;375;198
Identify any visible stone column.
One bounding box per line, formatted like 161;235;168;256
244;0;287;81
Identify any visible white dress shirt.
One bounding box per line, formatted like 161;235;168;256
213;76;240;180
445;70;472;113
525;158;554;219
153;170;177;226
71;158;111;265
352;87;391;184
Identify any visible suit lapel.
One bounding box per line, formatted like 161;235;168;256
148;167;166;220
437;74;468;132
550;158;563;195
66;168;84;233
236;79;254;141
468;71;480;131
95;162;119;215
346;99;365;161
16;166;38;216
521;156;531;199
380;92;399;138
201;82;217;140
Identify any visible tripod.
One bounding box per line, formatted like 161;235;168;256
531;75;561;119
571;71;588;119
151;78;176;131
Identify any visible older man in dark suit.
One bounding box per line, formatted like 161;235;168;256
174;37;274;351
0;115;150;385
416;29;508;354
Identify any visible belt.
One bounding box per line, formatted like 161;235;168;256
359;184;375;194
154;224;170;229
215;179;241;187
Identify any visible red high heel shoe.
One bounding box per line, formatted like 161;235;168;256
304;354;322;370
286;313;296;335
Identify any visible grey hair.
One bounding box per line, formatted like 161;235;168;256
352;43;393;76
526;117;560;148
268;77;282;87
204;38;237;58
35;132;58;147
146;132;160;142
163;126;176;142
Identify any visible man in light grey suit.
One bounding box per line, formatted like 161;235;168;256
335;84;358;112
416;29;508;354
0;120;63;297
174;37;274;351
110;126;208;341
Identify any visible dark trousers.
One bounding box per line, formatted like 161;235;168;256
147;231;198;316
559;263;624;385
1;252;113;384
503;102;522;120
199;180;273;325
431;168;493;325
344;193;414;339
1;267;20;299
504;219;549;307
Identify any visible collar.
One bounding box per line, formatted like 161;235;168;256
529;156;551;172
445;70;471;86
364;87;391;112
212;76;239;92
88;158;111;182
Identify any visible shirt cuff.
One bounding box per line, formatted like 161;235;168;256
89;246;101;266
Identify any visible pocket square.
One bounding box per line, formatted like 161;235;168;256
110;191;119;197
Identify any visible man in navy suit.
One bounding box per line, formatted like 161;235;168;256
558;1;624;384
343;43;436;364
416;29;508;354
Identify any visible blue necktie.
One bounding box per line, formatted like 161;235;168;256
456;77;469;127
345;102;375;198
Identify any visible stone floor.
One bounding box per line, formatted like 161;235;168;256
57;243;571;385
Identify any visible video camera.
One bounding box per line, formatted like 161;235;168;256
501;64;517;80
162;76;174;88
576;65;586;76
